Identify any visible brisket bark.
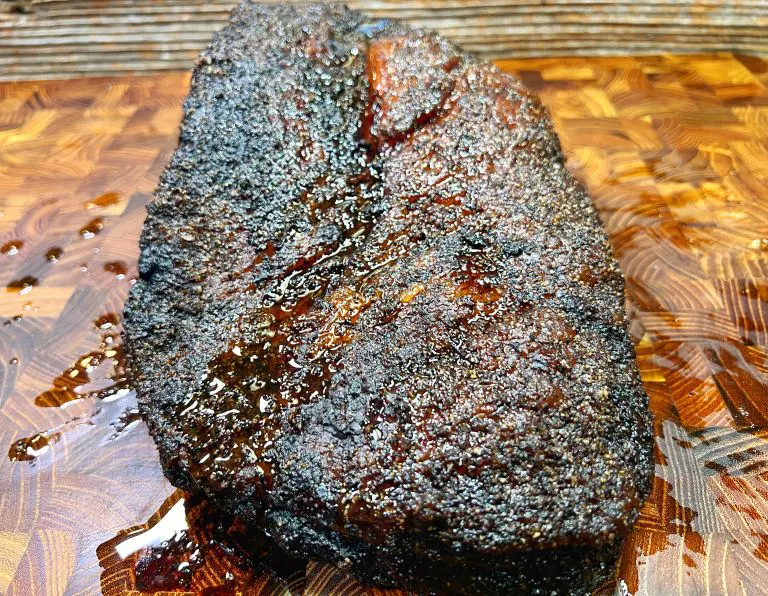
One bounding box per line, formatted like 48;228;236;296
123;2;653;593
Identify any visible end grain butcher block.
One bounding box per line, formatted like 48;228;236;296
123;2;653;593
4;42;768;596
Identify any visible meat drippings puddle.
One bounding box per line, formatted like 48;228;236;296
97;492;307;594
7;313;136;463
1;239;23;256
33;313;129;408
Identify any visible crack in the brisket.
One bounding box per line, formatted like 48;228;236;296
360;82;455;151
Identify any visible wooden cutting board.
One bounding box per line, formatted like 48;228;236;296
1;53;768;595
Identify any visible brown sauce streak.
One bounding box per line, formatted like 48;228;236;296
80;217;105;239
6;275;38;294
104;261;128;279
755;533;768;563
8;431;60;462
34;313;128;407
1;240;23;256
85;191;121;209
452;252;503;304
46;246;63;262
109;407;142;439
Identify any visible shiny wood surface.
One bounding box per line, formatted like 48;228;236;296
1;53;768;594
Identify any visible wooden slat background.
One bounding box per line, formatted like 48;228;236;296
1;0;768;81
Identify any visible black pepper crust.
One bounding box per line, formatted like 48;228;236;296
123;2;654;593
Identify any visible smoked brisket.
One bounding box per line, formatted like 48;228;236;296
124;3;654;593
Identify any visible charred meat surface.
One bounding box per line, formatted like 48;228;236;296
124;2;653;593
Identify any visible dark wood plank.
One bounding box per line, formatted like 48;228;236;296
1;0;767;80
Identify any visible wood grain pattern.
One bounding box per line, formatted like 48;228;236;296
1;1;768;80
1;53;768;594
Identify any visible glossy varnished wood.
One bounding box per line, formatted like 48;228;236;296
1;54;768;594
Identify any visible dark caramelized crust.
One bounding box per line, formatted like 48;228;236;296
123;2;653;593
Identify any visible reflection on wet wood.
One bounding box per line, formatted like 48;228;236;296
1;53;768;594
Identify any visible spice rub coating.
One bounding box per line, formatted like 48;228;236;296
124;2;653;593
